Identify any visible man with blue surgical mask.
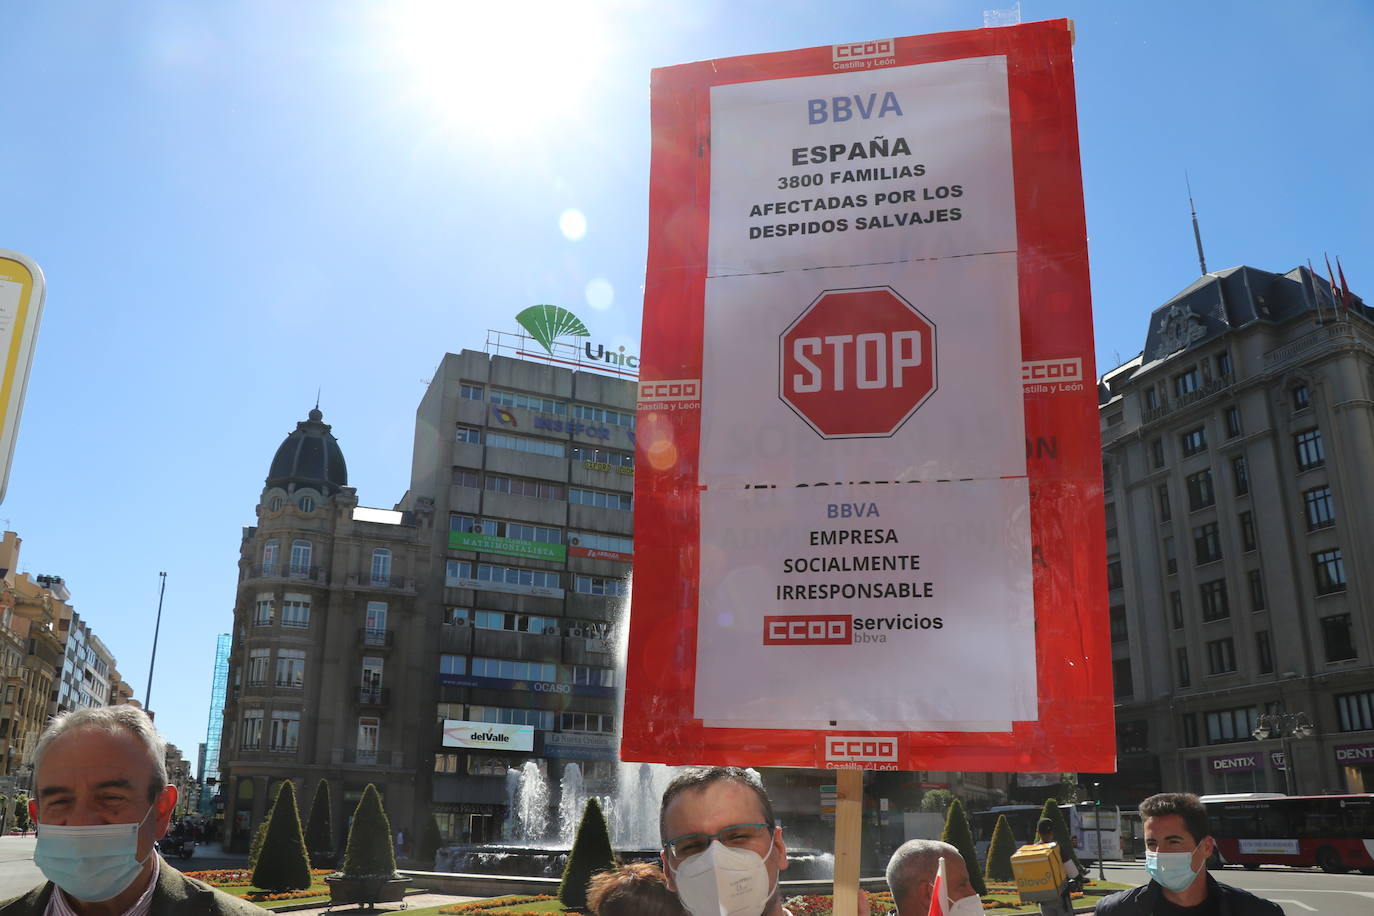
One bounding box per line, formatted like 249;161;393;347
0;707;261;916
659;767;790;916
1095;793;1280;916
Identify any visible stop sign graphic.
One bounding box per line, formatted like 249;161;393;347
779;287;937;438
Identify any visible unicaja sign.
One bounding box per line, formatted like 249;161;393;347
511;305;640;377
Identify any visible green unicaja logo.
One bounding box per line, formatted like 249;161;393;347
516;304;591;356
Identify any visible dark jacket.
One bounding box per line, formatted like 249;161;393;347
0;860;264;916
1095;874;1283;915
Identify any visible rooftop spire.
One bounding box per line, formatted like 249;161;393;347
1186;172;1208;276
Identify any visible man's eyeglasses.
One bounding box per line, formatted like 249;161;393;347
662;823;773;864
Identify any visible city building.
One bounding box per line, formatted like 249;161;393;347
201;633;230;814
1099;264;1372;799
219;348;636;849
50;608;117;716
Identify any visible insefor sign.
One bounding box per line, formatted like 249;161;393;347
779;286;936;438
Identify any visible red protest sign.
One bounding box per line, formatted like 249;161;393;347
625;20;1112;773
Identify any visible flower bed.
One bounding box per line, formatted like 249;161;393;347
184;868;332;888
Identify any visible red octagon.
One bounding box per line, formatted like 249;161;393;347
779;287;937;438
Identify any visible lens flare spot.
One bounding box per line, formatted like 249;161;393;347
559;209;587;241
585;278;614;311
648;437;678;470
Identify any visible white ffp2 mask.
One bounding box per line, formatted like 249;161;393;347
670;838;776;916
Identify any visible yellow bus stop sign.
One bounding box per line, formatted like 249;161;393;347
0;250;46;505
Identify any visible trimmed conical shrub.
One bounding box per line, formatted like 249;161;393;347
985;814;1016;881
305;779;335;866
1039;798;1083;874
248;794;277;870
940;798;987;896
341;784;398;878
417;816;443;869
558;798;618;910
252;781;312;891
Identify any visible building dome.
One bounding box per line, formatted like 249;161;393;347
266;407;348;495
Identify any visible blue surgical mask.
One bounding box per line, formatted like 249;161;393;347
35;803;157;902
1145;849;1200;892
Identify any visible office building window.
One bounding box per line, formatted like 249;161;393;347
459;383;483;400
1240;511;1256;552
1313;549;1346;595
1304;486;1335;530
1186;469;1215;510
469;705;555;729
281;594;310;628
568;666;616;688
1164;537;1178;575
247;649;270;687
1113;658;1133;697
1231;456;1249;495
490;389;567;415
486;432;565;458
1216;351;1233;377
1106;560;1123;591
452;469;479;487
439;654;465;676
253;594;274;626
1150;438;1165;469
1248;570;1266;612
1295;428;1325;470
1193;523;1222;565
455;426;482;444
1109;605;1128;643
445;560;473;584
1170;591;1184;629
472;657;556;683
570;532;634;555
241;710;263;750
1181;426;1207;456
569;487;632;510
1174;367;1200;398
1225;407;1242;438
443;607;470;625
289;540;312;577
1181;713;1200;748
560;711;616;734
1176;648;1190;688
262;540;279;574
572;404;636;428
478;564;560;590
1158;484;1172;522
570;445;634;469
1206;638;1237;675
1143;389;1159;411
1199;579;1230;622
1256;630;1274;675
448;513;475;532
1292;384;1310;411
371;549;392;586
1336;691;1374;732
1205;707;1256;744
484;474;566;500
434;753;460;774
269;711;300;751
1322;614;1357;662
473;611;562;635
275;649;305;688
357;717;380;758
574;575;629;597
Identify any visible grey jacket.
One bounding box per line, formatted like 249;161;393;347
0;862;263;916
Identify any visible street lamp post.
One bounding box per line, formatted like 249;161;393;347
1251;710;1315;795
1092;781;1104;881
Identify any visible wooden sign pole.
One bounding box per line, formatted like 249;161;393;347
832;768;864;916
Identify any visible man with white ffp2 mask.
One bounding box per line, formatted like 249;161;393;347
659;767;790;916
1095;792;1281;916
885;840;982;916
0;706;261;916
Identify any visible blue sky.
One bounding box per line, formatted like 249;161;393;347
3;1;1370;763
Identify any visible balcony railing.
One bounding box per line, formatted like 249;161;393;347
248;564;323;582
1141;373;1234;425
358;687;390;706
346;573;413;591
281;617;311;629
360;627;393;647
240;741;261;751
354;750;378;765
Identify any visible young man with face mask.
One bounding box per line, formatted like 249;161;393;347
1095;793;1281;916
0;707;262;916
658;767;790;916
884;839;982;916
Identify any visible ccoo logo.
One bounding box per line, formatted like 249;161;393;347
832;39;895;62
825;736;899;763
763;614;852;645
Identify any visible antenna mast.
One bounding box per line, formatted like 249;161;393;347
1186;173;1208;276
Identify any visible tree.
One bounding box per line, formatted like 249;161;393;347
252;781;313;892
304;779;335;866
558;798;618;911
1039;798;1084;875
340;784;398;878
417;816;443;869
920;789;955;813
984;814;1016;882
248;795;277;870
940;798;987;896
13;795;29;833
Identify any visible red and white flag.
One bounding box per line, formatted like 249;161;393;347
927;856;951;916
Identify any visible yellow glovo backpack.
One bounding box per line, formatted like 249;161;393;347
1010;841;1068;903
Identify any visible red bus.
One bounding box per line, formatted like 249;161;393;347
1202;794;1374;873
